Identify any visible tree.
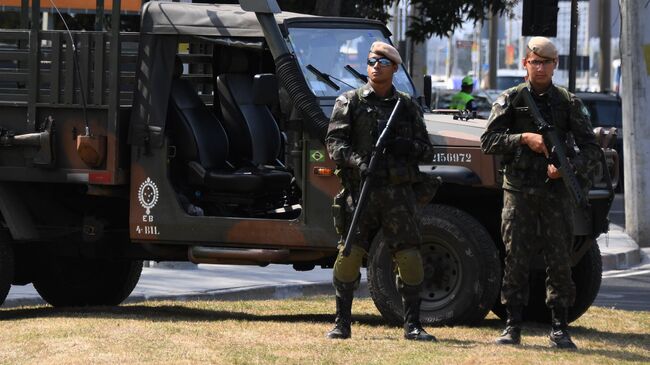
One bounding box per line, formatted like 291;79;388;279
278;0;517;42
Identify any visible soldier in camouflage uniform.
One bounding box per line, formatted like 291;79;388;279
480;37;600;349
325;41;437;341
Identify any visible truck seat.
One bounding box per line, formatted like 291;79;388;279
216;73;283;167
168;76;288;193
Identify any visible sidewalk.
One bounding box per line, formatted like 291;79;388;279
3;224;643;308
597;223;642;271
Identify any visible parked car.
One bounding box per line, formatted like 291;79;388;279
576;92;623;190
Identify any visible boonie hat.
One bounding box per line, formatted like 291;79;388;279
369;41;402;65
527;37;558;59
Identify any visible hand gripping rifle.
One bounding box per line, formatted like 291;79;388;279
512;87;589;209
342;98;403;257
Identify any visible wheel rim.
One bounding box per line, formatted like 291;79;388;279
419;239;463;311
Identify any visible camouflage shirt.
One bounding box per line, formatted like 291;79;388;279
325;83;433;187
480;82;600;195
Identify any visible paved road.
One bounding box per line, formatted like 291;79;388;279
595;248;650;312
594;193;650;311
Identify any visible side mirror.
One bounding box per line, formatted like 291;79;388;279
423;75;432;110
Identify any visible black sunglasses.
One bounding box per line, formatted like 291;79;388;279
367;57;393;67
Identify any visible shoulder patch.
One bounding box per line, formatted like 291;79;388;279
494;94;507;107
335;94;349;107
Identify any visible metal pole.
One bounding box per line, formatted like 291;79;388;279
108;0;121;132
20;0;29;28
568;0;578;92
488;8;498;89
599;0;612;92
445;33;453;79
27;0;40;127
96;0;105;31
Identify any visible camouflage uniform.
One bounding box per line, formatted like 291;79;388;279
326;83;434;256
324;82;437;341
481;82;600;309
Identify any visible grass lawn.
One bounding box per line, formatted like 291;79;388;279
0;296;648;364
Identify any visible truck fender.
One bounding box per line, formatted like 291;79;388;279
0;183;38;241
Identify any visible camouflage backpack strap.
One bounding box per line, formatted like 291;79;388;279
555;85;572;103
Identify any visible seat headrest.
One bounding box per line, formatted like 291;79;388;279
219;49;250;73
252;74;279;106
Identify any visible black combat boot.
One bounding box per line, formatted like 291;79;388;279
495;305;522;345
549;307;577;349
400;282;437;342
326;278;357;339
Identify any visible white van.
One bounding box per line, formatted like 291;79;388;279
481;69;527;91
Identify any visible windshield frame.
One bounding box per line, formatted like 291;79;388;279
283;18;416;98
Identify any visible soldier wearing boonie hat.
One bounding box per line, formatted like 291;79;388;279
324;39;438;342
480;35;601;350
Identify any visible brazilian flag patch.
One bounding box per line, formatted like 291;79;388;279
309;149;325;162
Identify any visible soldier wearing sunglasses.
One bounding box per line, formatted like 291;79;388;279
481;37;600;349
325;41;437;341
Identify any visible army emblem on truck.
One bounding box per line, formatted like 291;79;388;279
137;178;160;235
138;177;159;215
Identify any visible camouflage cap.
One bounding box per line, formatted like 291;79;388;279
527;37;558;59
369;41;402;65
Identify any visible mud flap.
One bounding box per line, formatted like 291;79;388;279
0;183;38;240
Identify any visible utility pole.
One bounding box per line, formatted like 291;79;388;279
599;0;611;91
568;0;578;92
445;33;453;79
620;0;650;247
409;3;427;95
488;8;498;89
474;24;481;84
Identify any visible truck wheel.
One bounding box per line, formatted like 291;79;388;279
368;204;501;326
0;242;14;306
492;241;602;323
33;257;143;307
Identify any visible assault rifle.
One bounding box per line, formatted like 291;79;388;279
342;98;403;257
512;87;589;209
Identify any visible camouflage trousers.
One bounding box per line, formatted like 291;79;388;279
500;189;576;308
344;182;421;253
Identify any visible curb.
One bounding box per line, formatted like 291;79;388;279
2;282;370;309
598;230;642;271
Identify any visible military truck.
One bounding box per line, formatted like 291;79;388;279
0;0;617;325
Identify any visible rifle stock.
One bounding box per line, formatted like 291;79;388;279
512;87;589;209
342;98;403;257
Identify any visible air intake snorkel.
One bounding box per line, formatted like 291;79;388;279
239;0;330;143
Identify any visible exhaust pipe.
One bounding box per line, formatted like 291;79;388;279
0;116;55;166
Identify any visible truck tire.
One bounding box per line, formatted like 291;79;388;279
0;242;14;306
33;257;143;307
368;204;501;326
492;242;602;323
